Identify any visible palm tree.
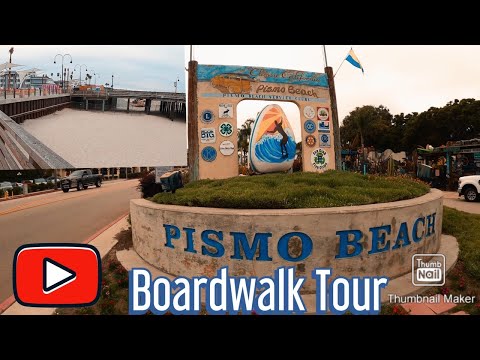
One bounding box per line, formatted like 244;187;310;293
237;118;254;165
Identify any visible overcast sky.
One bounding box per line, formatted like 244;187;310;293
1;45;185;92
187;45;480;141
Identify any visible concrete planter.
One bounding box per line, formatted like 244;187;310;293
130;189;443;291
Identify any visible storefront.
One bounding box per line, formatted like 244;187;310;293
417;139;480;190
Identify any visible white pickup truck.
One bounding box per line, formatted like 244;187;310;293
458;175;480;202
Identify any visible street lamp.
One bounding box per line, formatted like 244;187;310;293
174;75;179;93
53;53;73;91
87;69;95;85
94;73;100;85
7;47;14;91
74;64;87;86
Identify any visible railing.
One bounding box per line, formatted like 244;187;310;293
1;87;69;99
70;91;109;98
70;89;186;101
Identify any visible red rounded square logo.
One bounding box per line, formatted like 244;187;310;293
13;244;101;307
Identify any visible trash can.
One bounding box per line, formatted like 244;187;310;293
160;171;183;193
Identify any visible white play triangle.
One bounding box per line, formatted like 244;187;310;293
43;258;76;294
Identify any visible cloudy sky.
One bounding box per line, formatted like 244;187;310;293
188;45;480;141
0;45;185;92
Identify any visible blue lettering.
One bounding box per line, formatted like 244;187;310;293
368;225;391;255
277;232;312;262
391;222;411;250
201;230;224;257
183;227;197;254
230;232;272;261
163;224;180;249
412;217;425;242
335;230;363;259
426;213;436;237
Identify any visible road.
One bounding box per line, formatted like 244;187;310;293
0;179;140;304
443;191;480;215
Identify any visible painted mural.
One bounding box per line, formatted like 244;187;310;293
249;104;296;173
198;65;329;88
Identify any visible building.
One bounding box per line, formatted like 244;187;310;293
0;69;56;89
19;73;56;89
0;70;21;89
416;138;480;190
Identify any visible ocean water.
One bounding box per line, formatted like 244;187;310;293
21;108;187;168
254;132;296;164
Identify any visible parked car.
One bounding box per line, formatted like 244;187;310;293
60;169;103;193
33;178;47;185
0;181;13;192
458;175;480;202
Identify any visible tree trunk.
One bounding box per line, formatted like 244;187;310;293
360;131;365;161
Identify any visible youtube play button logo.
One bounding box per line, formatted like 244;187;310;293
13;244;101;307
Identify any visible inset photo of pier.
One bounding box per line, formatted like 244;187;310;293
0;45;186;170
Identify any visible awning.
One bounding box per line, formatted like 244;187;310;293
0;62;23;71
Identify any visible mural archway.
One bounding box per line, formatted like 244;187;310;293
191;64;334;180
236;100;301;172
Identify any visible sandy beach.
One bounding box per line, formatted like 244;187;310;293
21;108;187;168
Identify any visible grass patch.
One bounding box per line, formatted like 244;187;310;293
397;207;480;315
151;171;430;209
443;207;480;280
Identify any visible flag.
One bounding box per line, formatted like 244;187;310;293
345;48;364;74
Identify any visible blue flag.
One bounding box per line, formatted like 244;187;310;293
345;48;364;74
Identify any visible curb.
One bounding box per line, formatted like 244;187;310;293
0;189;57;202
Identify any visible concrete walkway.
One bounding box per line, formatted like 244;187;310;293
1;215;129;315
443;191;480;215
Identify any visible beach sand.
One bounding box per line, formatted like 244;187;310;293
21;108;187;168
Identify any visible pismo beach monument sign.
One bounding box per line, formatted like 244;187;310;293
129;58;449;314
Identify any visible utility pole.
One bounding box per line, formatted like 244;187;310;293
187;60;199;181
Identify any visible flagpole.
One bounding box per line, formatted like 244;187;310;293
334;46;352;78
334;57;346;78
322;45;328;67
323;46;342;171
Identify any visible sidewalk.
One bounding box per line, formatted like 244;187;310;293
1;214;129;315
0;179;136;203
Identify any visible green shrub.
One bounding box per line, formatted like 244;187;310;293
151;170;430;209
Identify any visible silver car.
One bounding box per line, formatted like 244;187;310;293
0;182;13;191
